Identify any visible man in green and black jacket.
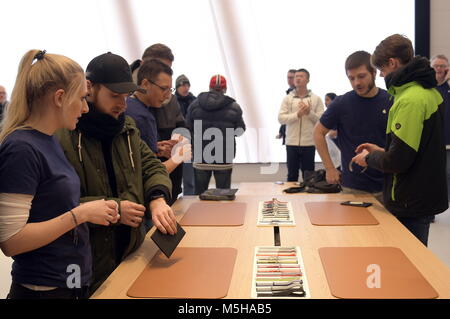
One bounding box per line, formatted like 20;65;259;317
352;34;448;246
56;52;177;295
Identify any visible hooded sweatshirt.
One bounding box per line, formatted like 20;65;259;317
366;56;448;217
186;90;246;168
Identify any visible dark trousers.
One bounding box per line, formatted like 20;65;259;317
159;156;183;205
183;162;195;195
447;150;450;199
169;163;183;205
396;215;434;246
7;282;89;299
286;145;316;182
194;168;232;195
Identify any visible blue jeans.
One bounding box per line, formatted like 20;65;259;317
183;162;195;195
286;145;316;182
194;168;232;195
396;215;434;246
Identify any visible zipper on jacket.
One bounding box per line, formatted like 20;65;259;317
391;174;397;201
298;116;303;146
298;97;305;146
298;96;312;146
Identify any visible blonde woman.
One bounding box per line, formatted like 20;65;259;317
0;50;119;299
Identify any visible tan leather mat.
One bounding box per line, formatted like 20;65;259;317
127;247;237;299
319;247;438;299
305;201;379;225
180;202;246;226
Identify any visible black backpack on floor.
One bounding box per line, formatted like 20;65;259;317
283;169;341;194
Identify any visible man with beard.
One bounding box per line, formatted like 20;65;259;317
313;51;392;195
352;35;448;246
56;52;177;294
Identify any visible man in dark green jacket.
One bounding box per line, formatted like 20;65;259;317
56;52;177;295
352;34;448;246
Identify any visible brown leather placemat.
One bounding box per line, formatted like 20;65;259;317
127;247;237;299
305;201;379;225
319;247;438;299
180;202;246;226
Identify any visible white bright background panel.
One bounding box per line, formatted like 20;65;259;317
0;0;415;299
0;0;414;164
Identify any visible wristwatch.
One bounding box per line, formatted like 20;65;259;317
149;193;166;202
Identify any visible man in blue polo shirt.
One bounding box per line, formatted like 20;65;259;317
313;51;392;195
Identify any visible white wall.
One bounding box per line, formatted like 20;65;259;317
0;0;414;165
430;0;450;59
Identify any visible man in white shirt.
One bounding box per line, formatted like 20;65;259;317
278;69;324;181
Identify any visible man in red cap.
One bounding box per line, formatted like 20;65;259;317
186;74;246;194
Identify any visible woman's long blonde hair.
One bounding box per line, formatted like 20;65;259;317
0;49;84;143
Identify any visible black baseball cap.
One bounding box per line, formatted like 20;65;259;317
86;52;144;94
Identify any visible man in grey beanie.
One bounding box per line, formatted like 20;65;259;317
175;74;196;195
175;74;196;117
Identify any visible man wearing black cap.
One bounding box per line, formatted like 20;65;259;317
56;52;177;294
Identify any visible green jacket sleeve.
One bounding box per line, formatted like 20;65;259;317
139;138;172;206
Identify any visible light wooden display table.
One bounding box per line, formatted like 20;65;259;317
91;185;450;299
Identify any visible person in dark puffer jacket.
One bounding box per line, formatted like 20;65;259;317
186;75;246;195
175;74;196;118
175;74;197;195
352;34;448;246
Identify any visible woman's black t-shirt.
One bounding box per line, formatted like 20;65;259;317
0;129;92;288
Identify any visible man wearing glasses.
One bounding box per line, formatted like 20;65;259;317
127;58;174;155
126;58;191;182
130;44;186;205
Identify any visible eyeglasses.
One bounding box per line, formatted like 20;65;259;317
149;80;175;94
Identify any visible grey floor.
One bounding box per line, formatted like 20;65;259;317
1;163;449;298
428;209;450;268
